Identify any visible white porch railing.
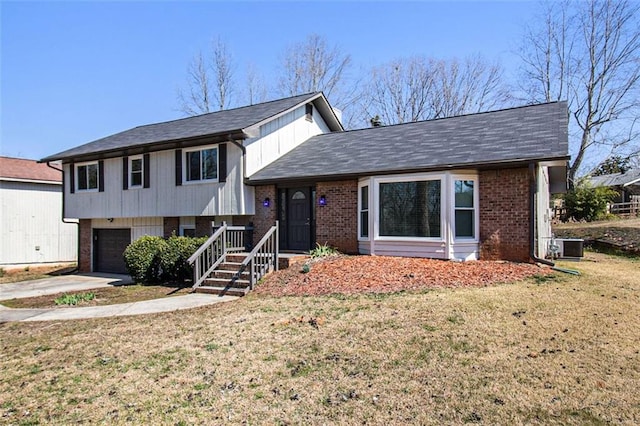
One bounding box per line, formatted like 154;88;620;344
239;222;279;290
187;224;228;290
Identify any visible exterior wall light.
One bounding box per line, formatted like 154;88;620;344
263;197;270;207
318;195;327;206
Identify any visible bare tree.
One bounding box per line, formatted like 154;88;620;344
360;54;511;126
177;37;236;115
277;33;351;101
518;0;640;185
245;62;269;105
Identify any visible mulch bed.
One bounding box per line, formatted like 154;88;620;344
255;255;551;297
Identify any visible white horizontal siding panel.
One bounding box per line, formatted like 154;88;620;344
370;240;448;259
1;181;77;264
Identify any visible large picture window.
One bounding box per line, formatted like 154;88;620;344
77;162;98;191
185;147;218;182
379;180;441;238
454;180;475;238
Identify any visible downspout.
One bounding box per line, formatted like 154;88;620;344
529;162;555;267
47;161;79;273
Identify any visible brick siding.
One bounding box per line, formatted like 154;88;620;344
163;217;180;238
316;180;358;254
78;219;92;273
195;216;216;237
479;168;531;262
252;185;277;247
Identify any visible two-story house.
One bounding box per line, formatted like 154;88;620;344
42;92;569;277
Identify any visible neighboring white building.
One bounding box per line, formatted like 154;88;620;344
0;156;77;265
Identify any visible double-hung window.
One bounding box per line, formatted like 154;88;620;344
129;156;143;188
359;185;369;238
77;162;99;191
185;146;218;182
379;179;442;238
454;180;476;238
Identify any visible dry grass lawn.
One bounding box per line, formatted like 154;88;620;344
0;264;76;284
1;252;638;425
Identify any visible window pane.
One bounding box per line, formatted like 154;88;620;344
292;191;306;200
87;164;98;189
455;180;474;207
131;159;142;186
379;180;441;238
360;211;369;238
361;186;368;210
131;158;142;172
78;165;88;190
187;151;200;181
202;148;217;180
455;210;474;238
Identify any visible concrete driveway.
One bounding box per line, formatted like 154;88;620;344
0;274;237;322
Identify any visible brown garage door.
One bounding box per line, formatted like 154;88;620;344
93;229;131;274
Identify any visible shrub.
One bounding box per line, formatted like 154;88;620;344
55;292;95;306
160;235;208;282
123;235;168;283
309;242;340;258
564;183;617;222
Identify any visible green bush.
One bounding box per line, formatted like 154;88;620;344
160;235;208;282
123;235;168;283
564;183;617;222
309;242;340;258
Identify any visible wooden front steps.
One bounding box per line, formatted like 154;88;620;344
193;252;309;297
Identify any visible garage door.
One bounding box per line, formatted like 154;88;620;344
93;229;131;274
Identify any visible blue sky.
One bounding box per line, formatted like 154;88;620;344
1;1;538;160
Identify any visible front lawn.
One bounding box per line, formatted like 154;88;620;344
0;252;638;424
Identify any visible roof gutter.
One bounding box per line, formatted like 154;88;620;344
47;161;80;274
528;162;554;267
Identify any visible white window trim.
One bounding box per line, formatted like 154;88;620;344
183;144;219;185
129;155;144;189
451;175;479;243
357;180;371;241
373;173;446;242
76;161;99;192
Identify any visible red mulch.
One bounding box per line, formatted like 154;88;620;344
255;255;551;297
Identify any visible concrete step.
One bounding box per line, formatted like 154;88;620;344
195;285;249;297
203;277;251;288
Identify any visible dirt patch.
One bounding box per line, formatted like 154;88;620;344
255;255;550;297
0;264;77;284
1;284;191;309
554;217;640;255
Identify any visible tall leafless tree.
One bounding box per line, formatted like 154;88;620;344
245;62;269;105
360;54;511;126
177;36;236;115
518;0;640;185
277;34;352;101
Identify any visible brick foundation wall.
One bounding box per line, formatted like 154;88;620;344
78;219;92;273
316;180;358;254
195;216;216;237
479;168;531;262
252;185;277;247
163;217;180;238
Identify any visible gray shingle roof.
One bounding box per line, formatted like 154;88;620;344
42;92;325;162
248;101;569;183
589;168;640;187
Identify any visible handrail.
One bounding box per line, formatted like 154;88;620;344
188;224;227;289
239;222;279;289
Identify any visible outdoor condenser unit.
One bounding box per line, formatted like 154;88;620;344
553;238;584;259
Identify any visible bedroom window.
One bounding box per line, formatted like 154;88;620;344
185;146;218;182
379;180;441;238
454;180;476;238
129;156;143;188
359;185;369;238
77;162;99;191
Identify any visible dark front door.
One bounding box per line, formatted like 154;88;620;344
93;228;131;274
287;188;312;251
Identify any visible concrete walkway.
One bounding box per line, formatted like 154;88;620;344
0;273;237;323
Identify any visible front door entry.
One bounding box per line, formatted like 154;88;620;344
287;187;312;251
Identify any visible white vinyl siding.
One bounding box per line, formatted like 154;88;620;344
64;143;254;219
0;180;77;264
